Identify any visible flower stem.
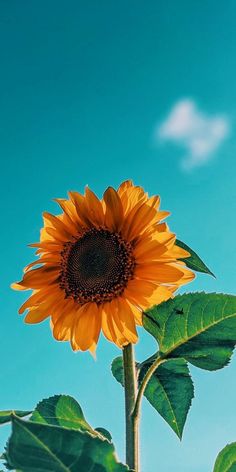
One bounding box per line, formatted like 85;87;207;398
123;343;139;471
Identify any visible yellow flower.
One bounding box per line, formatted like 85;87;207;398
12;180;195;352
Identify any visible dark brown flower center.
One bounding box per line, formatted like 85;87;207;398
60;228;135;304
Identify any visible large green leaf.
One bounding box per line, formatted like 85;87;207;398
176;239;215;277
144;293;236;371
5;416;129;472
0;410;31;425
111;356;194;438
213;442;236;472
30;395;93;433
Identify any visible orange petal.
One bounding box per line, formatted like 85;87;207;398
14;267;60;289
85;187;105;227
43;226;70;243
19;287;55;314
141;285;174;309
116;297;138;343
172;264;196;283
54;199;82;232
29;241;62;249
101;302;117;345
71;303;101;351
150;245;191;263
24;290;66;324
134;263;185;283
147;195;161;210
126;300;143;325
103;187;124;231
68;191;92;228
117;182;147;216
101;300;128;347
23;256;59;273
117;180;134;195
24;307;50;324
122;199;170;242
169;244;191;259
134;234;176;262
43;212;74;239
52;305;75;341
11;282;29;291
156;222;169;233
124;279;159;310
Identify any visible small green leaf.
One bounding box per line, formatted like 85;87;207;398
0;410;31;425
111;357;124;387
5;416;129;472
95;428;112;442
176;239;215;277
213;442;236;472
31;395;93;433
111;357;194;438
144;293;236;371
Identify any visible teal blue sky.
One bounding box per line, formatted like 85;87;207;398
1;1;236;471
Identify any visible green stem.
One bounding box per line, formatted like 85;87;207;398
123;343;139;471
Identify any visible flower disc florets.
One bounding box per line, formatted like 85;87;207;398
60;228;135;304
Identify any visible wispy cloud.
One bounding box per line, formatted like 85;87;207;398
154;99;230;171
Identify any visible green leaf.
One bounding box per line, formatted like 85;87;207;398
140;358;194;438
0;410;31;425
5;416;129;472
144;293;236;371
111;357;194;439
213;442;236;472
111;357;124;387
176;239;215;277
31;395;93;433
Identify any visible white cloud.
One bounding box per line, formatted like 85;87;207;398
155;99;230;171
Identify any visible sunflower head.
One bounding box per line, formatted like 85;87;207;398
12;180;195;353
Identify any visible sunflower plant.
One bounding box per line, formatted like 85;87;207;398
1;180;236;471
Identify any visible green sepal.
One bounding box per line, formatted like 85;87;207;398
176;239;215;277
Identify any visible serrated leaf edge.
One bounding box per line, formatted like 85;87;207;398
145;292;236;357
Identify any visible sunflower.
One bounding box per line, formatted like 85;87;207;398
12;180;195;352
